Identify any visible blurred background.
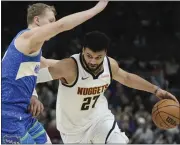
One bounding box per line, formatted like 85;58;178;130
2;1;180;144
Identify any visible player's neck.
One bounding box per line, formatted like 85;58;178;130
28;24;38;29
93;65;103;76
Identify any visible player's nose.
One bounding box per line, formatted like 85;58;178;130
89;58;97;64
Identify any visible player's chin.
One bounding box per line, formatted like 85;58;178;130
90;65;98;69
89;67;97;71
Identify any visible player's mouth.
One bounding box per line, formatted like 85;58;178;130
89;64;98;69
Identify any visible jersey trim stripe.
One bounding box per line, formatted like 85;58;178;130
61;57;79;87
15;62;40;80
105;120;116;144
106;57;112;83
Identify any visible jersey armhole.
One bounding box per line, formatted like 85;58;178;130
13;29;41;57
12;30;27;54
61;57;79;87
106;57;113;83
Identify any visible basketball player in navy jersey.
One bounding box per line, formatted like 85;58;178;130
34;31;178;143
1;1;108;144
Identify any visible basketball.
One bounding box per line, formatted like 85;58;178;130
152;99;180;129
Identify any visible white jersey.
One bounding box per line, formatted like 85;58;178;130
56;53;114;135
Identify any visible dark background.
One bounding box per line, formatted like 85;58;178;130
2;1;180;60
2;1;180;144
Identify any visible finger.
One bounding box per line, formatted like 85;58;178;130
33;105;37;117
172;96;179;103
40;103;44;113
30;103;34;115
170;95;179;103
166;93;179;103
35;105;41;117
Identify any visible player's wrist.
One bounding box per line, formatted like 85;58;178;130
153;86;160;95
93;1;108;12
91;7;101;15
92;4;106;13
32;89;38;98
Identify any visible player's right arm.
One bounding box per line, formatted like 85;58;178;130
20;1;108;53
40;56;59;68
37;58;76;83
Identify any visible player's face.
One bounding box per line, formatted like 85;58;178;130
35;8;56;26
82;48;106;72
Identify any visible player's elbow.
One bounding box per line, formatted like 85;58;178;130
48;66;61;80
126;73;133;82
55;18;71;31
122;72;131;84
59;22;74;31
56;22;66;31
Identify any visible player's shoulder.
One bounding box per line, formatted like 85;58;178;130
15;27;43;54
107;56;119;68
107;56;119;75
60;57;77;71
16;28;38;40
62;57;76;64
58;57;78;81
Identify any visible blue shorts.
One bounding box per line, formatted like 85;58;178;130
2;111;48;144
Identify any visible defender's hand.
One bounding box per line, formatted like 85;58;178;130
28;96;44;117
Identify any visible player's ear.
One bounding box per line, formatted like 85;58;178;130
82;47;85;54
34;16;40;26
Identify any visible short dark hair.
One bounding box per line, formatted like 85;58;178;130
27;3;56;25
83;31;110;52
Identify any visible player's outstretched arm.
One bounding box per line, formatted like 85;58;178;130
40;56;59;68
37;57;76;83
30;1;108;47
37;57;61;83
109;57;178;103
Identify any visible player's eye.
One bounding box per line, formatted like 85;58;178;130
95;57;102;60
87;55;92;59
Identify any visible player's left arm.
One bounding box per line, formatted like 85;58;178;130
109;57;179;103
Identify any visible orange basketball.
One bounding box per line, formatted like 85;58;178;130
152;99;180;129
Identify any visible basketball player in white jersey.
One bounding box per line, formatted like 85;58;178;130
34;31;178;143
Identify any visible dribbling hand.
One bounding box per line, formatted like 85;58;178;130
155;88;179;103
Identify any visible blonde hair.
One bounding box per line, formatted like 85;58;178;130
27;3;56;24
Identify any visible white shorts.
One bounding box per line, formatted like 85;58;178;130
60;119;129;144
46;133;52;144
